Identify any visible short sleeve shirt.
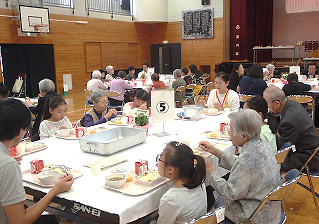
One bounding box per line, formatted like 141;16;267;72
0;142;27;223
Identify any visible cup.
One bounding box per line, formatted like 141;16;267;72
121;116;128;125
16;143;26;155
90;161;101;176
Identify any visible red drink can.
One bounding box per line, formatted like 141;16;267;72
135;162;142;175
9;146;18;157
140;160;149;171
30;159;44;174
75;127;85;138
127;115;133;124
220;122;226;132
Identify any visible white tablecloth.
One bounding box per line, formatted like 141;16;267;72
20;112;234;224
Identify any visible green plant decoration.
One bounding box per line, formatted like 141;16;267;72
135;109;149;126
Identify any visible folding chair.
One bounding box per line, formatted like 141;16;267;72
106;90;124;110
245;169;301;224
287;95;314;120
239;94;254;103
83;89;94;115
176;86;187;107
299;145;319;213
274;144;294;164
187;197;225;224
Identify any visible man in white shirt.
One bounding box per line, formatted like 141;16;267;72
138;62;150;78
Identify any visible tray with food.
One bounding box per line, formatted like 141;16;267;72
22;166;83;188
206;131;230;140
17;142;48;156
107;117;129;126
103;171;169;196
83;156;127;170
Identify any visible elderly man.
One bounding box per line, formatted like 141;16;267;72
200;109;281;223
263;85;319;172
87;70;108;91
172;69;186;105
301;63;319;79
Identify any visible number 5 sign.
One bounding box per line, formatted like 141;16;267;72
151;89;175;123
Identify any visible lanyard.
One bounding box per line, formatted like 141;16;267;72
216;89;229;107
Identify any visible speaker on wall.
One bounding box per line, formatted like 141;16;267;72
202;0;210;5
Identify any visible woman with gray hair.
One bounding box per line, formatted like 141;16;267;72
105;65;115;81
87;70;109;91
27;78;60;136
265;64;275;78
80;89;117;127
199;109;281;223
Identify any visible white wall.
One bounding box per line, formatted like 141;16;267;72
168;0;223;22
0;0;223;23
132;0;168;22
273;0;319;59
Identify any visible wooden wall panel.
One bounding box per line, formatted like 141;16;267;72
115;42;129;69
128;43;140;67
85;42;102;72
101;42;116;68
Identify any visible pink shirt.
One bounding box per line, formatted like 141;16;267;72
109;79;133;101
87;79;108;91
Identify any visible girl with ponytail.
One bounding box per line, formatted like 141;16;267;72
156;141;207;224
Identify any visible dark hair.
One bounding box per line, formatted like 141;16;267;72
215;72;230;83
135;89;150;102
143;62;150;67
99;69;105;74
151;73;159;81
0;98;31;141
248;64;263;79
287;73;298;83
231;63;242;74
0;82;9;99
245;95;278;134
128;66;135;71
42;96;67;120
117;71;126;79
164;141;206;189
189;64;199;74
181;67;188;75
308;63;317;69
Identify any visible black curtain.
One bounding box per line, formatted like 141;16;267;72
121;0;130;10
1;44;55;98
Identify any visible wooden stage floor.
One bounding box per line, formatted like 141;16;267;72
58;90;319;223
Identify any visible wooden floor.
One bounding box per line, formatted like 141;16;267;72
58;90;319;223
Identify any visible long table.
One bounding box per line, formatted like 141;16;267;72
20;112;234;223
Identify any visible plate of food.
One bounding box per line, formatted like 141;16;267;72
134;170;164;186
107;117;129;126
17;142;48;156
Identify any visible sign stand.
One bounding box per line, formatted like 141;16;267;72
154;123;170;137
151;89;175;137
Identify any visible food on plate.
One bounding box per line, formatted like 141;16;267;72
24;142;43;149
109;117;121;124
105;173;127;188
89;129;97;134
115;120;122;125
126;175;133;182
37;170;60;185
136;171;160;183
209;132;218;138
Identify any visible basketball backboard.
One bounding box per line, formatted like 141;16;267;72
19;5;50;33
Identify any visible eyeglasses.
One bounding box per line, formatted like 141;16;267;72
98;100;108;104
156;153;166;164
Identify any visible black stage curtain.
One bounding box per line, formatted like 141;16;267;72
230;0;273;61
1;44;56;98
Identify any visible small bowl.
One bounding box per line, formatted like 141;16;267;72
105;173;127;189
56;129;71;137
37;170;60;185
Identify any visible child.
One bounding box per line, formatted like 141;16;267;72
282;72;311;96
123;89;150;117
207;72;240;111
39;96;72;139
244;95;278;153
157;141;207;224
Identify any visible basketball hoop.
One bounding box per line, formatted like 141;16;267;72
34;24;50;36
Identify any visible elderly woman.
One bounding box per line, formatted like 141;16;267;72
266;64;275;78
109;71;133;106
26;78;60;135
81;89;117;127
105;65;115;81
199;109;281;224
87;70;108;91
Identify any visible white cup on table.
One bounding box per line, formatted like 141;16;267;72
91;161;101;176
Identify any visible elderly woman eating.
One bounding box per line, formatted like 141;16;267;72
199;109;281;224
81;89;117;127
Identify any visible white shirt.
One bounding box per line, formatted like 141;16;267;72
157;184;207;224
87;79;108;91
207;89;239;110
39;116;73;139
